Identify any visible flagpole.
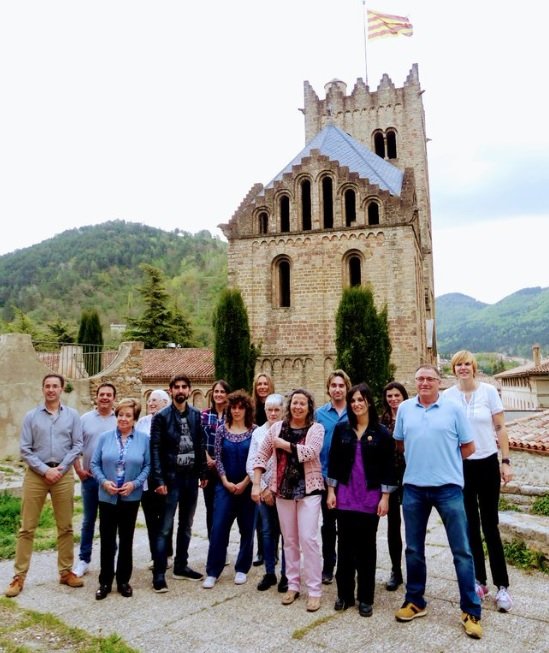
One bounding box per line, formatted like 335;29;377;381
362;1;369;86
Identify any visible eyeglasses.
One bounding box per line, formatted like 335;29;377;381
415;376;440;383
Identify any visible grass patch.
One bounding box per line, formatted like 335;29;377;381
0;597;139;652
503;539;548;573
0;492;81;560
292;613;337;640
531;494;549;517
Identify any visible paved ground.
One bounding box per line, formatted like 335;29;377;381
1;498;548;653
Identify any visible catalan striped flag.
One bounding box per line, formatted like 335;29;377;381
367;9;413;40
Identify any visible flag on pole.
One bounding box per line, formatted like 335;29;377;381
367;9;413;40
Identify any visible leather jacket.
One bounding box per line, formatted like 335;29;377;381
150;403;207;488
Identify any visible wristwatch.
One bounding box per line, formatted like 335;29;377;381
501;458;511;465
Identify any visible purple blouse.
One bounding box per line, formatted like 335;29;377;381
336;441;381;514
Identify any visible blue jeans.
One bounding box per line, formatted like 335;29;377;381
79;476;99;563
258;501;285;576
206;483;256;578
403;483;481;617
154;473;199;577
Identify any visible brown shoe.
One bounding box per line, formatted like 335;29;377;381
306;596;321;612
5;575;24;597
60;571;84;588
281;590;300;605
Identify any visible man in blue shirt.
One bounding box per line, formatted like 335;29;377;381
314;369;350;584
393;365;483;639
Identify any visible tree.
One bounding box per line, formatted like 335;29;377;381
123;264;194;348
47;319;75;345
78;309;104;376
335;286;392;402
213;289;257;392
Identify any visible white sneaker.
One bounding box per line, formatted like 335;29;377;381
475;580;490;601
202;576;217;589
234;572;247;585
73;560;89;577
495;586;513;612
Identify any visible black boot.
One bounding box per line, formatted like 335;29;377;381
385;570;403;591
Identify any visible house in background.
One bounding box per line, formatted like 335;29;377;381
496;345;549;410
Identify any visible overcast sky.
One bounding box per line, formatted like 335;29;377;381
1;1;547;304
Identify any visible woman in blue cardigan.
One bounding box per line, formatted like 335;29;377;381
91;398;150;600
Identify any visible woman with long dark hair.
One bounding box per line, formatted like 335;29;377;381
380;381;409;591
326;383;396;617
202;390;257;589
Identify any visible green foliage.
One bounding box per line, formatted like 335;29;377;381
0;220;227;348
498;496;521;512
335;286;392;401
78;309;104;375
123;264;195;348
502;539;548;573
47;318;75;345
531;494;549;517
436;288;549;357
213;289;257;392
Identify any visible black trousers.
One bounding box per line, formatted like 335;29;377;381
141;489;173;559
335;509;379;604
463;453;509;588
98;499;140;588
387;486;403;574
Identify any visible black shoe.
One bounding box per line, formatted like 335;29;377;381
95;585;111;600
252;555;264;567
257;573;277;591
117;583;133;597
385;570;403;592
321;572;334;585
277;575;288;593
358;602;373;617
153;577;168;593
334;597;355;611
172;566;204;581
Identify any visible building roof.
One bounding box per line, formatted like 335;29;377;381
495;358;549;379
265;123;404;196
506;410;549;455
142;348;214;383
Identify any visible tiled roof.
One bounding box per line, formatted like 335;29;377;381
142;348;214;382
265;123;404;196
506;410;549;455
495;358;549;379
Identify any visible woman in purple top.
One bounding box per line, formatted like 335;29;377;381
326;383;396;617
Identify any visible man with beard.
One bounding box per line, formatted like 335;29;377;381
150;374;208;593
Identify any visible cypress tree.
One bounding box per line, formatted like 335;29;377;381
78;309;104;376
213;289;257;392
335;286;392;401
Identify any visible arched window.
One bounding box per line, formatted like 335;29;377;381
374;131;385;158
301;180;311;231
386;129;397;159
368;201;380;225
274;257;291;307
322;176;333;228
258;211;268;234
349;255;362;286
344;189;356;226
280;195;290;232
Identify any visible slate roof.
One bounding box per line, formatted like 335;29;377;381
506;410;549;455
142;348;214;383
265;123;404;196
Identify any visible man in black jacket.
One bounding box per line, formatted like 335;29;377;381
150;374;208;593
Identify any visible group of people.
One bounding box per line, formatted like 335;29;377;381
4;353;514;640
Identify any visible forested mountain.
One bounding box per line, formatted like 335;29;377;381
436;288;549;357
0;221;227;347
1;221;547;356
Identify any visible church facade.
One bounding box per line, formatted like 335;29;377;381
219;64;436;400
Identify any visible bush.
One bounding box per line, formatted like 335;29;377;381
531;494;549;517
503;539;548;573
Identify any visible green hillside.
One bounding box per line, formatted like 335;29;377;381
0;221;227;347
436;288;549;357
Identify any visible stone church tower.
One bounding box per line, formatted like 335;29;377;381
219;64;436;400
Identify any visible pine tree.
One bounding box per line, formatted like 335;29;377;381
123;264;195;348
335;286;392;401
213;289;257;392
78;309;104;375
